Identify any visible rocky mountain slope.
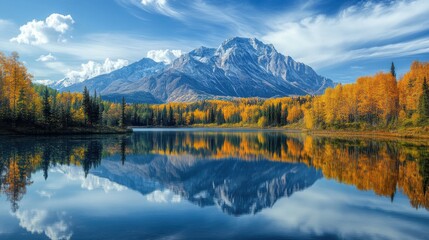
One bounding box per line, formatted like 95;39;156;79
61;37;334;103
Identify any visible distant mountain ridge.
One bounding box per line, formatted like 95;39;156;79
60;37;334;103
61;58;165;102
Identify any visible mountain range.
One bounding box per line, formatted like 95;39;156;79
58;37;334;103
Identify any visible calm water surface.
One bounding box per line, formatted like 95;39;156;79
0;129;428;240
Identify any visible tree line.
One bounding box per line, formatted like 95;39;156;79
120;61;429;129
1;51;428;131
0;52;127;130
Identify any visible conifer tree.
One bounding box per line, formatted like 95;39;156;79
418;77;429;124
119;96;126;128
168;105;175;126
161;106;167;126
90;90;100;125
391;62;396;79
83;86;91;125
42;87;51;125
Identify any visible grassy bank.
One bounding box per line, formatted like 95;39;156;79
304;127;429;141
0;125;132;135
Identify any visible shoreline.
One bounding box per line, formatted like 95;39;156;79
130;125;429;140
304;129;429;141
0;126;132;136
1;124;428;141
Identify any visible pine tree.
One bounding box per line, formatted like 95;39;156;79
50;92;60;126
190;112;195;125
177;107;183;126
161;106;167;126
391;62;396;79
83;86;91;125
168;105;175;126
63;95;72;127
216;109;225;124
42;87;51;125
90;90;100;125
276;103;282;125
119;96;126;128
282;107;288;125
418;77;429;124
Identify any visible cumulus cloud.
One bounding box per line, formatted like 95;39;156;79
10;13;74;45
45;14;74;33
36;53;56;62
262;0;429;67
12;209;72;240
63;58;129;85
146;189;181;203
54;165;127;193
147;49;183;64
32;58;129;88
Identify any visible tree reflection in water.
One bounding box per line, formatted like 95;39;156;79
0;131;428;213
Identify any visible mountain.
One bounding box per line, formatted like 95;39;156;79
61;58;165;103
62;37;335;102
91;154;322;216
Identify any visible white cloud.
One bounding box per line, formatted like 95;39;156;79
262;0;429;67
120;0;260;38
55;165;127;193
146;49;183;64
37;53;56;62
13;209;47;235
11;19;47;45
34;58;130;88
146;189;181;203
261;182;428;240
0;19;13;29
32;79;56;85
63;58;129;85
10;13;74;45
35;33;197;62
36;190;53;199
45;14;74;33
140;0;181;18
12;209;72;240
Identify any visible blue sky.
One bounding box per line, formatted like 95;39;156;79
0;0;428;84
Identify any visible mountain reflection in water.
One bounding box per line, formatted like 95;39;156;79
0;130;428;216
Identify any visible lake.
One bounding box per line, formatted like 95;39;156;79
0;129;428;240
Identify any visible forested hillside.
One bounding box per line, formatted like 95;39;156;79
1;51;428;132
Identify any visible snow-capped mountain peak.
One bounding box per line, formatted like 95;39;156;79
56;37;334;103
